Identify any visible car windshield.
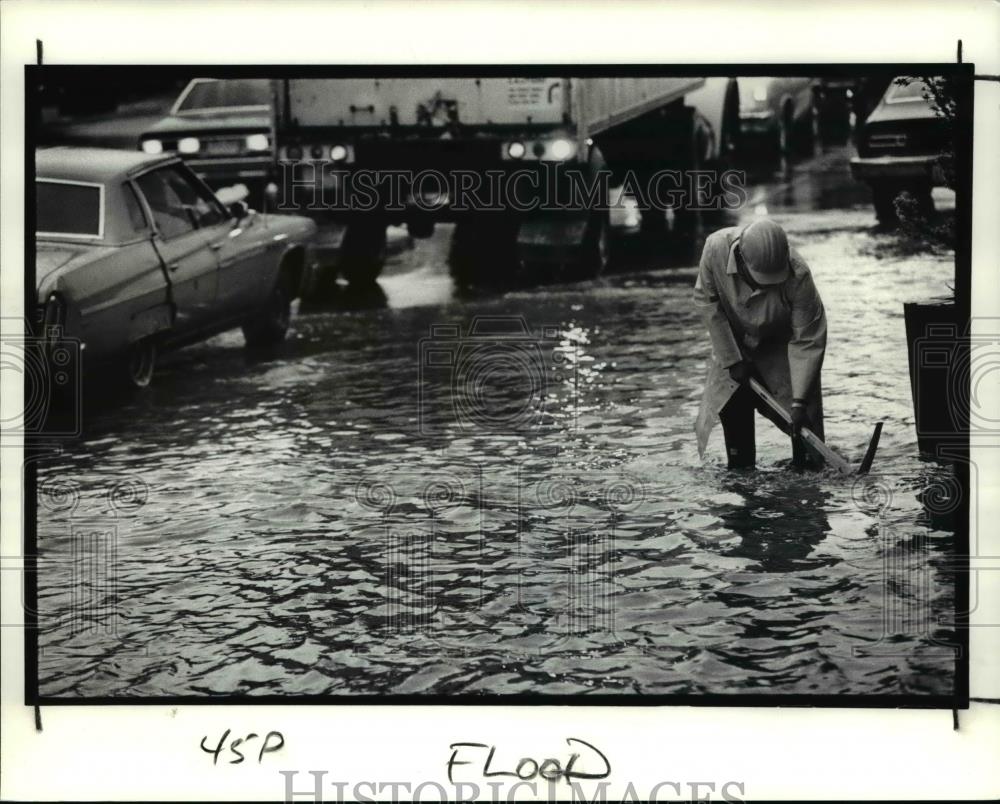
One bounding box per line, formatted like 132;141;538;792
886;79;930;103
177;79;270;112
36;180;102;237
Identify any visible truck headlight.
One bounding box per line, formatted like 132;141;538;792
549;138;574;161
178;137;200;154
141;139;163;155
506;141;526;159
330;144;348;161
245;133;270;151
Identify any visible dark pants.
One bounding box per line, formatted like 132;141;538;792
719;384;810;469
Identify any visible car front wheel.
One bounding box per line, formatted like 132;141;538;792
123;339;156;389
242;282;290;349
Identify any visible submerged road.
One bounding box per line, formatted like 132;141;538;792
35;147;959;697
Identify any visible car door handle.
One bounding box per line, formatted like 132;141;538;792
168;262;180;272
210;242;223;251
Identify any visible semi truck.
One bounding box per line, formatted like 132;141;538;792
271;76;739;292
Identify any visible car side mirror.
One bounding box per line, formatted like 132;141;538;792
228;200;250;221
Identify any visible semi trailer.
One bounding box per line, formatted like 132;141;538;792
272;76;740;292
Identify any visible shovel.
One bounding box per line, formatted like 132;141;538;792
747;377;882;475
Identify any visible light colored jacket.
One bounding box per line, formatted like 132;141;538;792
693;226;827;456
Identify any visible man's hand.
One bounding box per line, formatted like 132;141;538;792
728;360;753;385
790;401;809;437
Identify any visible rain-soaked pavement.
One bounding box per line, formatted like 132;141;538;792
35;147;959;697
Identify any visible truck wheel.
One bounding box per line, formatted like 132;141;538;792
573;212;610;279
341;221;387;286
448;224;475;288
123;339;156;389
242;282;290;348
449;217;518;287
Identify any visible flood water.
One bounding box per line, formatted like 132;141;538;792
35;151;959;697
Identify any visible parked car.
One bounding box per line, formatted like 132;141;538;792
35;147;317;388
139;78;275;208
849;78;949;224
736;77;819;156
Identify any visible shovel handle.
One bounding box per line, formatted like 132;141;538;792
747;378;855;474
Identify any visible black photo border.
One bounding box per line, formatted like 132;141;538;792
22;61;974;709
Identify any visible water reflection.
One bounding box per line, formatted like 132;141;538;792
718;475;832;572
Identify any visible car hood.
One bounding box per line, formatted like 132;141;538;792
36;241;115;288
144;112;271;136
866;98;939;126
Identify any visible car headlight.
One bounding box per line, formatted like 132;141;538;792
752;85;768;103
178;137;200;154
141;139;163;155
506;141;526;159
330;144;348;161
245;133;270;151
549;138;574;161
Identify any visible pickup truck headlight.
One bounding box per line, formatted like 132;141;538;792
141;139;163;155
178;137;200;154
548;138;575;161
245;133;270;151
506;141;526;159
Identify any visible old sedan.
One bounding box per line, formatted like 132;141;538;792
36;146;317;388
139;78;274;207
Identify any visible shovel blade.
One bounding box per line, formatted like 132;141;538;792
857;422;884;475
